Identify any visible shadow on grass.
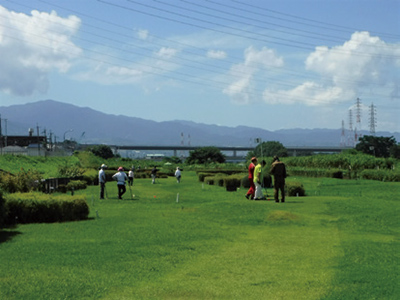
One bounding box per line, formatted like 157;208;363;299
0;229;22;244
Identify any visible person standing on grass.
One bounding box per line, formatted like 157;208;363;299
128;167;134;186
99;164;107;199
112;167;128;199
245;157;257;199
254;160;266;200
151;166;158;184
270;156;287;203
175;167;181;183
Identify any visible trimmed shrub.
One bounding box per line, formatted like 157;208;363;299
204;176;215;185
82;169;98;185
66;180;87;191
198;172;214;182
241;174;272;189
241;176;251;188
224;175;242;192
285;182;305;197
0;169;42;194
329;170;344;179
4;193;89;224
359;169;400;182
196;169;245;176
0;190;5;227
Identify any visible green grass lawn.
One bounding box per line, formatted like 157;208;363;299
1;172;399;299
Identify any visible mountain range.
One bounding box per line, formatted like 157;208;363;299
1;100;398;147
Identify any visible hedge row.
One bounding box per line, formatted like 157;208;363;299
288;167;400;182
359;169;400;182
3;193;89;225
201;173;274;192
196;169;245;176
0;191;5;227
287;168;345;179
85;169;170;185
202;173;305;196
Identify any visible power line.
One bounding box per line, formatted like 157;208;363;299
1;0;399;108
230;0;400;40
12;0;397;89
97;0;399;59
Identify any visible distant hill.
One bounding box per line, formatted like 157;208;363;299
1;99;399;147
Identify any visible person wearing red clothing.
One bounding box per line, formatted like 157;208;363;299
245;157;257;199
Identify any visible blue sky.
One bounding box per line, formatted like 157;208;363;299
0;0;399;133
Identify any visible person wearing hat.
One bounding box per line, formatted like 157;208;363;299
112;167;128;199
175;167;181;183
99;164;107;199
245;157;257;199
270;156;287;203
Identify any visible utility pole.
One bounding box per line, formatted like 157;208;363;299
49;131;53;151
340;120;346;147
4;119;7;147
369;103;377;135
355;97;362;132
37;124;40;156
348;109;353;147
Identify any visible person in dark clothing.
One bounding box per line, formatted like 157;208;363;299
151;166;158;184
270;156;287;203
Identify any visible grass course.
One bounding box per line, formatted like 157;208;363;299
1;172;399;299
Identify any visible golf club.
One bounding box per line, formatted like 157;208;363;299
104;184;108;199
128;184;134;199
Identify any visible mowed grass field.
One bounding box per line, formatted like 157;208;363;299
0;171;399;299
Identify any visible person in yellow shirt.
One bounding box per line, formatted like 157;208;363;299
253;160;266;200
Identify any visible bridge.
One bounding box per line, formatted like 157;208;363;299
79;144;348;159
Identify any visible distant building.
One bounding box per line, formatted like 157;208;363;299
0;135;46;147
146;154;165;161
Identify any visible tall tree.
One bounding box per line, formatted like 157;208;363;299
253;141;288;158
186;147;226;164
88;145;114;159
355;135;397;158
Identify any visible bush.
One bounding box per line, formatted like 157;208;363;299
0;190;5;227
204;176;215;185
359;169;400;182
0;169;42;194
286;182;305;197
66;180;87;191
241;174;272;189
328;170;344;179
4;193;89;224
82;169;98;185
224;175;242;192
198;172;214;182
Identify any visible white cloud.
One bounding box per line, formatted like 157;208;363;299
155;47;178;59
0;6;82;96
137;29;148;40
263;82;355;106
223;46;284;104
207;50;227;59
261;32;400;107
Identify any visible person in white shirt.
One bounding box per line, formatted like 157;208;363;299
99;164;107;199
128;167;134;186
175;167;181;183
112;167;128;199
